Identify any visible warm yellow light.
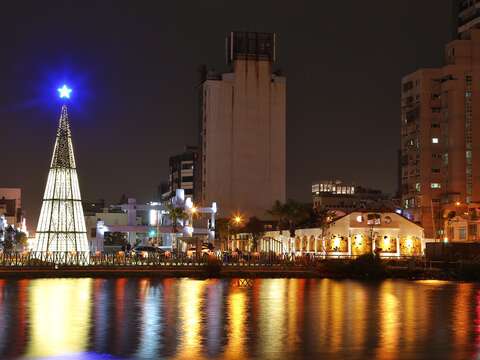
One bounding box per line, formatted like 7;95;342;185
191;206;197;214
233;215;243;225
26;279;92;357
455;201;461;206
355;234;363;245
383;235;390;248
333;236;341;249
405;237;413;248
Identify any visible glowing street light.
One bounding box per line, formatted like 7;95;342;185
57;85;72;99
232;215;243;226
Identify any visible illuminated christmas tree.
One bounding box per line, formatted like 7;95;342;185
35;86;90;256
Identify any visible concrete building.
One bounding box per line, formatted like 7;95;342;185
85;190;217;252
0;188;25;230
198;31;286;219
456;0;480;39
263;211;424;257
312;180;394;214
168;146;197;200
401;6;480;240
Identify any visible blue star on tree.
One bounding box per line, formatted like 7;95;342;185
57;85;72;99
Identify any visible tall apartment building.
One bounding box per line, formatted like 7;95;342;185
456;0;480;39
198;32;286;219
168;146;197;200
401;5;480;239
0;188;24;229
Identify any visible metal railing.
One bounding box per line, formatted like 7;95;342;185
0;251;428;269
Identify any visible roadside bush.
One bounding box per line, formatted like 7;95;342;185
205;257;222;277
455;261;480;280
350;254;386;279
319;259;351;276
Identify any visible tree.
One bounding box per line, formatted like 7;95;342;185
165;202;188;233
308;207;337;254
268;200;310;253
14;231;28;250
268;199;309;236
243;217;265;252
165;202;188;255
214;218;230;243
4;225;16;252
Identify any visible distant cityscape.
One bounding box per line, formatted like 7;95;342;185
2;2;480;260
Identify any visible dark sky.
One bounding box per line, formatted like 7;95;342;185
1;0;452;229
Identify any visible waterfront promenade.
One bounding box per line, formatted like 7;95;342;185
0;251;468;280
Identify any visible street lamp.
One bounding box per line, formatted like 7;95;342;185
233;215;243;225
227;213;244;252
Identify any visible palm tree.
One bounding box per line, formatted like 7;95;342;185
308;207;337;255
268;199;309;253
243;217;265;252
165;202;188;255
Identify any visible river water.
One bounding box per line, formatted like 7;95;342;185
0;278;478;359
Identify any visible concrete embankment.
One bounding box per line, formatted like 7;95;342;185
0;265;461;280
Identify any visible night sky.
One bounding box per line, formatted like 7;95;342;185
1;1;452;228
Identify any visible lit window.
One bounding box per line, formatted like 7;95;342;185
431;183;441;189
432;138;439;144
356;215;363;223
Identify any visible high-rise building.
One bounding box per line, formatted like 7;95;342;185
168;146;198;200
198;31;286;219
0;188;24;229
35;105;90;254
456;0;480;39
401;18;480;239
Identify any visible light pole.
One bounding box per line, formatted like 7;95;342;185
228;214;243;252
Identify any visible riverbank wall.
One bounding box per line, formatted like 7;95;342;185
0;263;471;281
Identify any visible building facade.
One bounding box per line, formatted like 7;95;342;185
0;188;24;229
198;31;286;219
263;211;424;257
401;10;480;240
312;180;393;214
168;146;197;200
456;0;480;39
86;190;217;252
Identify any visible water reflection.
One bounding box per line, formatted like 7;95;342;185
0;278;476;359
26;278;91;358
176;279;206;360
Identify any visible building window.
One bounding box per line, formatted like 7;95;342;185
415;183;421;192
431;183;441;189
459;228;467;240
432;168;440;173
432;138;439;144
